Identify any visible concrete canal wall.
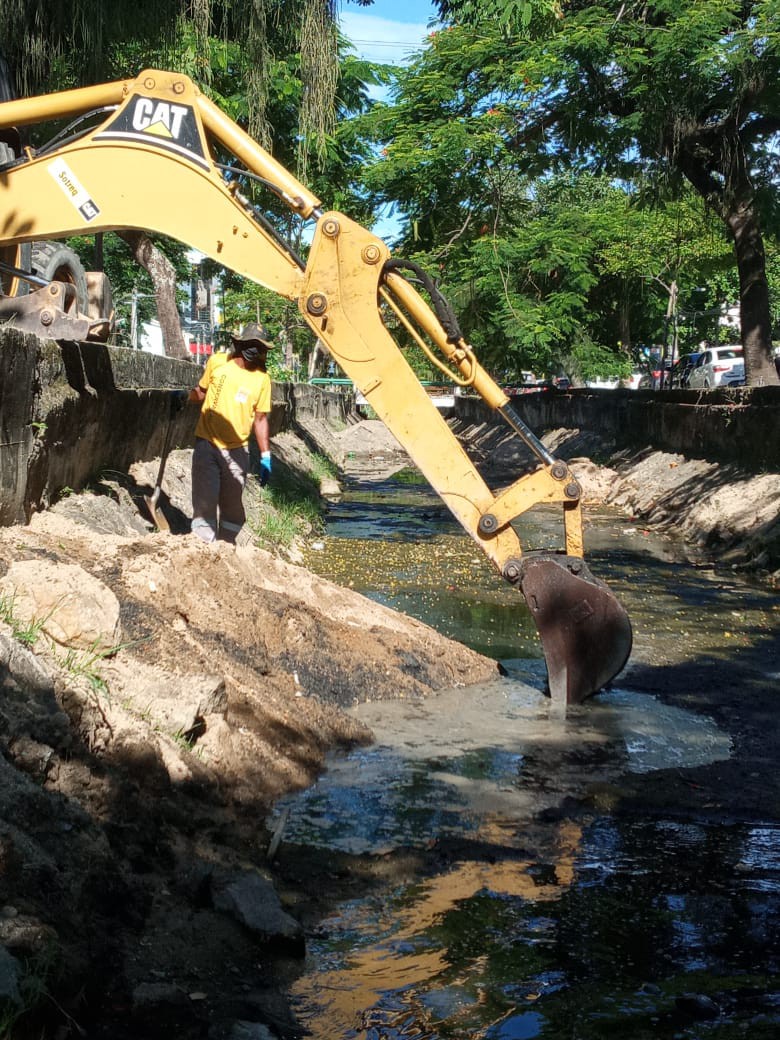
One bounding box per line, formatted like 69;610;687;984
1;328;777;526
453;385;780;472
0;330;353;526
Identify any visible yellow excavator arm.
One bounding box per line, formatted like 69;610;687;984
0;69;632;705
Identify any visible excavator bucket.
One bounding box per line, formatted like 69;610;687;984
518;554;632;707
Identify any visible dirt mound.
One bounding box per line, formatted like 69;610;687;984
0;429;497;1038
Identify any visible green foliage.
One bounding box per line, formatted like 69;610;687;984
309;453;338;484
248;488;322;550
357;3;780;380
55;638;135;698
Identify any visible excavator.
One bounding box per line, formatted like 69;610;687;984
0;69;632;707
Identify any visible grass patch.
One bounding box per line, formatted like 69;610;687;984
0;592;51;648
309;452;338;483
248;487;323;549
55;638;140;699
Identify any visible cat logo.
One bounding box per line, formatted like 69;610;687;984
131;99;189;139
94;94;209;169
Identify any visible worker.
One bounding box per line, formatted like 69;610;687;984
188;322;273;544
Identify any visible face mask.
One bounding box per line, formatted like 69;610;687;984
240;345;266;370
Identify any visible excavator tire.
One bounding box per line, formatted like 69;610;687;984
31;241;90;315
0;241;31;297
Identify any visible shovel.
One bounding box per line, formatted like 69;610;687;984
144;400;177;531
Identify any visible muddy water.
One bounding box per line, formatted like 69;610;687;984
281;471;780;1039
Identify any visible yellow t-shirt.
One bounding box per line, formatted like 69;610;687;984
195;353;272;449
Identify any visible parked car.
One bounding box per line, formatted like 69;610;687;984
673;352;702;388
687;346;744;388
724;361;745;387
621;368;646;390
585;376;620;389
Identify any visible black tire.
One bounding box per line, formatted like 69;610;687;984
0;241;30;297
31;241;89;315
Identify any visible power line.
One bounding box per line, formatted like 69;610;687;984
347;38;424;48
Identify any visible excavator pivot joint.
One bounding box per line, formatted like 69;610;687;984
478;513;499;536
306;293;327;316
503;558;523;584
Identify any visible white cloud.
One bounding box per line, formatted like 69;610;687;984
338;12;431;65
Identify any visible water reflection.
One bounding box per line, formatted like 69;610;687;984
288;469;780;1039
290;812;780;1038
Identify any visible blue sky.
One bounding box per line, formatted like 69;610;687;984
338;1;436;65
337;1;437;238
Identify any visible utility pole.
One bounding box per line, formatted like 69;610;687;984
130;286;138;350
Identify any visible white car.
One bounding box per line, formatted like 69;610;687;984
688;346;744;388
621;368;645;390
586;376;620;389
724;361;745;387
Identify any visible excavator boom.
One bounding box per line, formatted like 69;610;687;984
0;70;632;705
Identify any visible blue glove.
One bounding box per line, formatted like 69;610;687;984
260;451;272;487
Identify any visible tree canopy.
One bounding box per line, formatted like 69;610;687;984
366;0;780;384
2;0;778;385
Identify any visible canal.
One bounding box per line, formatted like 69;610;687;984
273;468;780;1039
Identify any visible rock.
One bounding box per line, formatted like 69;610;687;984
237;988;305;1039
0;624;55;693
675;993;721;1019
7;736;55;781
227;1023;277;1040
0;561;121;651
0;944;22;1006
0;914;59;959
107;658;227;740
211;871;305;957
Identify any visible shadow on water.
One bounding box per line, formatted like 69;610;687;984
289;469;780;1039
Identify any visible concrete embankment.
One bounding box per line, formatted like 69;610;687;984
453;382;780;471
0;329;353;525
2;326;778;539
450;389;780;580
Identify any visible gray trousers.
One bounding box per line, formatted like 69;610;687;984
191;437;249;544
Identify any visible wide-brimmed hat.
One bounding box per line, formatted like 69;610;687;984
231;322;273;350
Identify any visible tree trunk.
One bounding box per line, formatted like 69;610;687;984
726;203;779;385
118;230;187;360
308;338;324;380
678;145;779;386
618;286;632;356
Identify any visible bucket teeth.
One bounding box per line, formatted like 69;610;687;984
518;554;632;706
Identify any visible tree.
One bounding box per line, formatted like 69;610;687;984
430;0;780;385
0;0;365;356
358;26;738;380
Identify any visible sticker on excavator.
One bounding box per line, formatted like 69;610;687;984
94;95;209;170
47;158;101;222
